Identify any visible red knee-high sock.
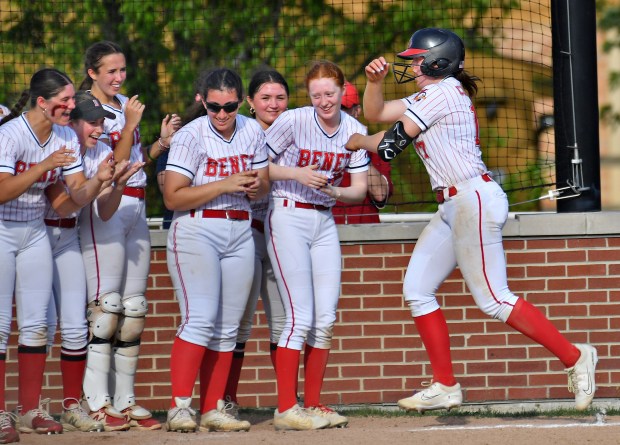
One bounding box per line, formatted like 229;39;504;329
269;342;278;370
413;309;457;386
170;337;206;408
276;347;300;413
199;349;233;414
224;343;245;403
0;354;6;411
18;345;47;413
302;345;330;408
506;298;580;367
60;347;87;401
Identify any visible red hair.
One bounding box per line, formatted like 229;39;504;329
304;60;345;90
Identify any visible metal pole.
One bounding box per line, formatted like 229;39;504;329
551;0;601;212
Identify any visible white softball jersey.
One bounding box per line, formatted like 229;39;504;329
101;94;147;188
402;76;487;190
166;114;269;213
265;107;369;206
0;114;83;221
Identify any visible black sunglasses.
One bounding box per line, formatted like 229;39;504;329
205;101;239;113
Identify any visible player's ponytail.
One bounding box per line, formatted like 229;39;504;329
0;90;30;126
454;70;481;98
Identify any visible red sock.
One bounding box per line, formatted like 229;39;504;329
170;337;205;408
199;349;233;414
269;342;278;370
18;345;47;412
224;343;245;403
60;347;87;401
302;345;330;408
0;354;5;411
506;298;580;367
275;347;300;413
413;309;457;386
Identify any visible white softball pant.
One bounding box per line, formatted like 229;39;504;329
266;199;342;351
46;224;89;351
0;219;53;351
167;215;255;351
237;225;286;344
404;176;519;321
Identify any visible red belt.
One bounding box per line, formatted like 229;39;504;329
435;173;492;204
123;187;145;199
282;199;330;211
44;218;76;229
251;219;264;233
190;209;250;220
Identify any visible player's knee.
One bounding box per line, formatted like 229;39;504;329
87;293;122;341
123;294;148;318
116;296;147;343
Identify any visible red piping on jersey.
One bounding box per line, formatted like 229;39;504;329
89;203;102;303
477;191;503;307
267;210;295;347
172;222;191;335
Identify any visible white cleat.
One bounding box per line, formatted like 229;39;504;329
166;397;197;433
566;343;598;411
61;398;104;432
199;399;250;432
305;404;348;428
273;404;331;431
398;381;463;413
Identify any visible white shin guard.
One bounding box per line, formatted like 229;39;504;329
111;344;140;412
83;342;113;412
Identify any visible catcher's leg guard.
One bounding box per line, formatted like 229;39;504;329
111;295;147;412
83;342;113;412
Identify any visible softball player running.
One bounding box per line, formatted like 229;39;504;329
164;68;269;433
222;69;290;416
346;27;598;412
0;68;116;443
265;60;369;431
78;41;180;431
44;91;142;433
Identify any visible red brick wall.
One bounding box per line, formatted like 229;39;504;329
6;236;620;413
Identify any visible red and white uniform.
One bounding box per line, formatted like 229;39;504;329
0;115;82;353
265;107;368;350
166;115;268;350
401;76;519;321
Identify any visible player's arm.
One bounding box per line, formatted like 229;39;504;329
321;170;368;204
244;166;270;201
96;160;144;221
163;170;260;211
63;152;115;207
363;57;408;124
111;95;144;162
367;163;391;204
45;181;78;218
347;117;421;162
0;146;77;205
268;160;329;189
141;113;181;165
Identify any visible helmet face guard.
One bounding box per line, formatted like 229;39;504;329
392;61;421;84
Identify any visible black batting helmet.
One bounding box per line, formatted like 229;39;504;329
392;28;465;84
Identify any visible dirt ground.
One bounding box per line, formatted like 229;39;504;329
13;411;620;445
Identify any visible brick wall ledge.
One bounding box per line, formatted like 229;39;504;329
149;211;620;247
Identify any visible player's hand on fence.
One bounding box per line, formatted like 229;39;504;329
160;113;182;147
124;95;145;131
365;57;389;83
43;146;77;171
294;164;328;189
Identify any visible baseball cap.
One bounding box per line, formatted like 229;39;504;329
341;81;360;109
70;93;116;121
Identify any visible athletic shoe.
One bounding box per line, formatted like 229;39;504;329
166;397;197;433
61;398;104;432
223;396;240;420
0;411;19;443
306;404;348;428
397;381;463;413
121;405;162;430
566;343;598;410
19;403;63;434
273;404;330;431
199;399;250;432
89;405;130;432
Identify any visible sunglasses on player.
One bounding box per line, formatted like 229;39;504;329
204;101;240;114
